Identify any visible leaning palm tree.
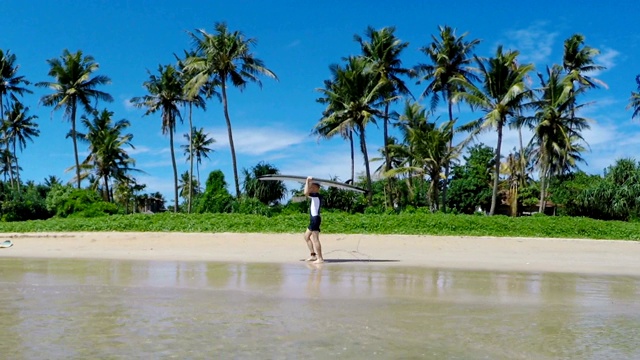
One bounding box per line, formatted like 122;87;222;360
452;46;534;215
184;22;277;198
181;127;215;187
78;109;135;202
37;49;113;189
0;49;32;122
355;26;412;207
3;101;40;191
415;25;481;211
315;57;384;204
629;75;640;120
131;65;185;212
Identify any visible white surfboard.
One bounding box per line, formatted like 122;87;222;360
258;174;367;193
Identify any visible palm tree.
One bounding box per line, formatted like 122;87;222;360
452;46;534;215
315;57;384;204
79;109;135;202
629;75;640;120
523;67;589;213
176;51;209;213
3;101;40;191
44;175;63;188
178;171;199;205
184;22;277;198
415;25;481;211
0;49;32;122
562;34;607;126
131;64;185;212
313;77;357;183
387;111;456;211
182;127;215;187
37;49;113;189
0;148;16;183
242;161;286;205
355;26;412;207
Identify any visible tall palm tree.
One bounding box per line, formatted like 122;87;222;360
521;66;589;212
355;26;412;207
0;49;32;122
3;101;40;191
415;25;481;211
131;64;185;212
184;22;277;198
562;34;607;125
312;77;357;183
181;127;215;187
315;57;384;204
79;109;135;202
452;46;534;215
37;49;113;188
629;75;640;120
176;51;209;213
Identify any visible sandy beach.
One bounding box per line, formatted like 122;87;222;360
0;232;638;276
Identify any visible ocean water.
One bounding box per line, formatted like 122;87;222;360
0;258;639;359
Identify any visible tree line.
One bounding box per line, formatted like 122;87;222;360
1;23;640;221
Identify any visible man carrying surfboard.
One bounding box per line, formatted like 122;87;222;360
304;176;324;264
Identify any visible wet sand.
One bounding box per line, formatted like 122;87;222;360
1;232;639;276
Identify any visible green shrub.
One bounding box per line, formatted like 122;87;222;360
70;201;119;218
233;197;272;216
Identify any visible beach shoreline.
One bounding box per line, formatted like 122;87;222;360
1;232;639;276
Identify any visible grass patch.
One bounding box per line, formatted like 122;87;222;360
1;212;639;241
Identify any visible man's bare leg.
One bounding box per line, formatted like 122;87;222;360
304;229;317;261
311;231;324;264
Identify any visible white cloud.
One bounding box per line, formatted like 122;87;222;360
286;40;301;49
128;145;152;155
587;48;619;77
502;22;558;66
211;126;308;155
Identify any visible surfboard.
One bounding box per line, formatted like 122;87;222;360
0;240;13;248
258;174;367;193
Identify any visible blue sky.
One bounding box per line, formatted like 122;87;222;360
2;1;639;206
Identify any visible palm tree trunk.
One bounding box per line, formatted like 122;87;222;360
103;175;110;202
358;124;373;205
430;169;439;212
349;130;355;182
169;129;179;212
6;143;14;189
221;79;240;198
197;161;201;191
71;100;81;189
518;127;526;188
489;121;504;215
383;102;393;208
188;103;194;213
538;157;547;214
13;139;20;193
442;88;454;212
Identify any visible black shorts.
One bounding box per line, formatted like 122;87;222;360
308;215;321;232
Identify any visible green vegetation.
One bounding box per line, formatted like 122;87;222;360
0;211;639;241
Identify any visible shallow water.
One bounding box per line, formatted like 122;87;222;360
0;258;639;359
